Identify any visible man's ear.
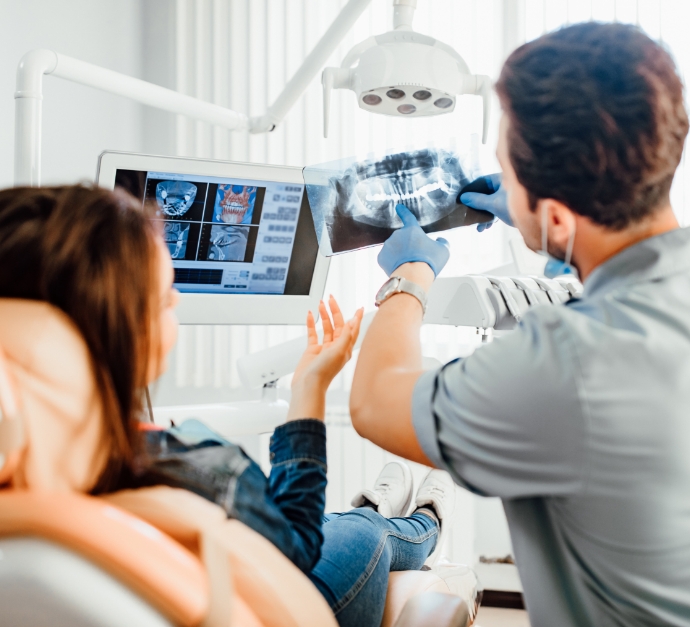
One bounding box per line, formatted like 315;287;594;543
538;198;576;250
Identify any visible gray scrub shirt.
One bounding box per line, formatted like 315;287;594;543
413;227;690;627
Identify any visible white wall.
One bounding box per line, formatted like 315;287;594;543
0;0;144;188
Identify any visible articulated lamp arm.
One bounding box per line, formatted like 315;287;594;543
13;49;251;186
14;0;373;187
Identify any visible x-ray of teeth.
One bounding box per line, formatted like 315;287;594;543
213;185;256;225
339;149;467;228
304;147;494;255
163;221;190;259
156;181;198;217
207;225;249;262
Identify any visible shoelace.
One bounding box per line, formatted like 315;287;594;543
376;481;393;495
422;485;446;500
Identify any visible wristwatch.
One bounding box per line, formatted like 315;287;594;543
375;276;427;314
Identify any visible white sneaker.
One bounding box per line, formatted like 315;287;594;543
350;461;413;518
414;469;457;567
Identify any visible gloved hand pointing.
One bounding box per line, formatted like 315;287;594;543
377;204;450;277
459;173;513;230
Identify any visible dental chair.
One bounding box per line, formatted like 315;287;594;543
0;299;480;627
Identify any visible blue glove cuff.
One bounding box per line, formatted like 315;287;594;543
377;247;448;277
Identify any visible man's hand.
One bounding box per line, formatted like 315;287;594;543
288;296;363;421
378;204;451;277
459;173;513;230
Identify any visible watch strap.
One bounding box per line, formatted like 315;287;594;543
376;277;427;314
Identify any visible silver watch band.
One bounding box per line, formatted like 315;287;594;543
375;277;427;314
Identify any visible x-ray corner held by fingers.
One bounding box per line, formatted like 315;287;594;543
303;148;494;256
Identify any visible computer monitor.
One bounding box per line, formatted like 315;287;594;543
97;152;330;325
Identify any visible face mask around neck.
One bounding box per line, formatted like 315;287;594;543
539;204;577;279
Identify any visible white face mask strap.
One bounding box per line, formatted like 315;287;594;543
541;204;548;254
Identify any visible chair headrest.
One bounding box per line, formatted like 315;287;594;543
0;490;208;626
0;299;106;491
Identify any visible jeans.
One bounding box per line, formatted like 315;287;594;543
125;419;439;627
310;508;438;627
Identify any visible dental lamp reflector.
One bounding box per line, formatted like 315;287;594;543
322;0;492;142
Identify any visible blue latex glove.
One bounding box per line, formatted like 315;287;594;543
377;204;450;277
459;173;513;230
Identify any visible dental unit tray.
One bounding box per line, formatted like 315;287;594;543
303;148;494;255
424;275;583;330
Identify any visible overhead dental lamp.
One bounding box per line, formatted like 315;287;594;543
322;0;491;142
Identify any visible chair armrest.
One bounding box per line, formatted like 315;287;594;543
392;592;470;627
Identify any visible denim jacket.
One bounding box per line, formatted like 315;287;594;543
130;419;328;573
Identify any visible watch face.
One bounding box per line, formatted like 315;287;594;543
376;277;400;303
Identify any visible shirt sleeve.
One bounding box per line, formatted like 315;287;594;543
412;307;588;499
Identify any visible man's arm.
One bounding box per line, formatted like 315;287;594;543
350;261;435;465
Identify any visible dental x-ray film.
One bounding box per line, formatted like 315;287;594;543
303;148;493;255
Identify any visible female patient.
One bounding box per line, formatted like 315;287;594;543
0;185;456;627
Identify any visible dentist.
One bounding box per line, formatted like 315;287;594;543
351;22;690;627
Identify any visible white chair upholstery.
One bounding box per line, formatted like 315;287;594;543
0;537;173;627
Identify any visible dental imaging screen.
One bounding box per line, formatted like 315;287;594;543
114;169;318;295
304;148;493;255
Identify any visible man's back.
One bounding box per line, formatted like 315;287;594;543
412;228;690;626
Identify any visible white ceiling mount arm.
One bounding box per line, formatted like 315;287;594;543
14;49;250;187
393;0;418;31
250;0;373;134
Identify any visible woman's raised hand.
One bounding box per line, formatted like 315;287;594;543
287;296;364;421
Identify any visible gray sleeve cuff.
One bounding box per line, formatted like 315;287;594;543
412;368;447;470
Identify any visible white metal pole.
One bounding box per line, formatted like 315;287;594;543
393;0;417;31
52;54;249;130
250;0;372;133
14;49;250;187
14;49;57;186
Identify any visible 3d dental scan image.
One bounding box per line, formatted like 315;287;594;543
151;179;207;222
163;221;190;259
304;148;494;254
213;184;256;224
207;225;249;261
155;180;198;217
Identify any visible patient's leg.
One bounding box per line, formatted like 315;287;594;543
308;507;439;627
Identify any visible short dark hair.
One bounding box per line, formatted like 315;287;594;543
496;22;689;230
0;185;159;492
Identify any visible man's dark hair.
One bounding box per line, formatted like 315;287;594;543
496;22;689;230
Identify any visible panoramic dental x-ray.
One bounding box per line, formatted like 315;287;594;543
305;147;494;255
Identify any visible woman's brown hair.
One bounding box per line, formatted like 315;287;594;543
0;184;160;492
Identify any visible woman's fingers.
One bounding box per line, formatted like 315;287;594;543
306;310;318;346
320;300;334;343
329;295;345;339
